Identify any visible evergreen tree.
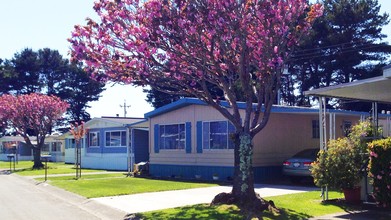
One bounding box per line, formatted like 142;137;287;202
0;48;105;124
144;88;183;109
284;0;391;109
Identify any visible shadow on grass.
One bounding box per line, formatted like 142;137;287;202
261;208;311;220
125;204;315;220
127;204;243;220
321;199;391;219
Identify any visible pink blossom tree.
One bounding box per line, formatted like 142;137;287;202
69;0;323;211
69;121;88;179
0;93;69;168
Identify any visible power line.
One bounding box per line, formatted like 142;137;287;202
289;43;389;62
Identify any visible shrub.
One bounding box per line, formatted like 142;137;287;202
311;138;364;190
311;120;375;190
368;138;391;208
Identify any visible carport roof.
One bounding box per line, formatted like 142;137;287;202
304;65;391;104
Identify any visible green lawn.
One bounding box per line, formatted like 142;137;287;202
37;174;219;198
134;191;347;220
0;161;104;176
0;160;35;170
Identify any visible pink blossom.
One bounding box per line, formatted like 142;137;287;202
370;151;378;158
0;93;68;151
377;175;382;180
69;0;323;86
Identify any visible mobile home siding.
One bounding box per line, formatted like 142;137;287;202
63;117;149;171
149;105;235;168
147;100;366;181
252;113;361;167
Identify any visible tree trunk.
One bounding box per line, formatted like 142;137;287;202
211;132;271;213
32;147;43;169
232;133;256;203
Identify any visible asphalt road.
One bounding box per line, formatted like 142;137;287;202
0;170;126;220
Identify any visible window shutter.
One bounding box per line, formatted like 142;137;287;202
185;122;191;153
154;124;159;153
196;121;203;153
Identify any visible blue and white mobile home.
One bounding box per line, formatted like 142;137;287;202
0;135;64;162
64;117;149;171
145;98;387;182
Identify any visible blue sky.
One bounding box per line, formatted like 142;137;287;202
1;0;390;117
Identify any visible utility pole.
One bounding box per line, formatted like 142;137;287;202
120;100;131;117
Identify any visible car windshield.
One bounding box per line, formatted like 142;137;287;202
293;149;319;159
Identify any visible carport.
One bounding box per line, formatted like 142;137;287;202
304;65;391;200
305;65;391;148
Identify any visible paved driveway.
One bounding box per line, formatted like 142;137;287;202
0;170;126;220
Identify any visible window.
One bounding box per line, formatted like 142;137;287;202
312;120;320;139
51;142;62;152
67;139;76;149
203;121;235;149
88;132;100;147
105;131;127;147
159;124;185;150
42;143;50;152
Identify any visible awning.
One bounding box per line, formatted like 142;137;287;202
304;65;391;104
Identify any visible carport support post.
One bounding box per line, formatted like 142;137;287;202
372;102;378;136
126;127;131;177
319;97;328;201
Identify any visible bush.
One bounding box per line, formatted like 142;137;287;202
311;120;375;190
368;138;391;208
311;138;364;190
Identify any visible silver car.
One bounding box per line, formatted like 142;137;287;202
282;148;319;182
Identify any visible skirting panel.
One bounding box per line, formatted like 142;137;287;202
150;164;283;182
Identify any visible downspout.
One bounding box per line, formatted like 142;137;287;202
131;128;135;173
126;126;131;176
372;102;378;137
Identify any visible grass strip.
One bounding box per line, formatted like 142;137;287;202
0;161;105;176
135;191;346;220
37;175;218;198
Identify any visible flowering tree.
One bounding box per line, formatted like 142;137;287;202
69;121;88;179
0;93;69;168
69;0;323;211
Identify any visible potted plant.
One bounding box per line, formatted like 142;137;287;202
311;121;375;203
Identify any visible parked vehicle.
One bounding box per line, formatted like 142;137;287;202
282;148;319;182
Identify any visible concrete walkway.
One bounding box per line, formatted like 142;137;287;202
92;184;316;214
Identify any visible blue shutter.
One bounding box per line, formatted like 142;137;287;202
154;124;159;153
196;121;203;153
185;122;191;153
